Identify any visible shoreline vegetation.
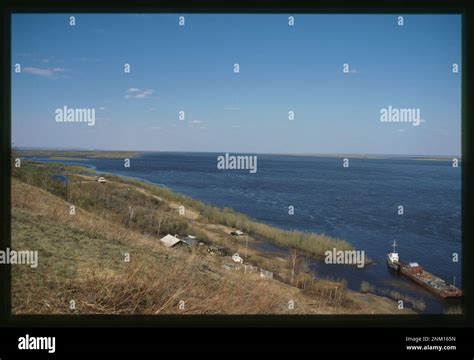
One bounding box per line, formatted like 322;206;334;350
11;155;416;314
121;176;355;259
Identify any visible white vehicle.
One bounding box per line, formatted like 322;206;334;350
232;253;243;264
97;176;107;183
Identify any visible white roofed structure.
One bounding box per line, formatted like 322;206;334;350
160;234;182;248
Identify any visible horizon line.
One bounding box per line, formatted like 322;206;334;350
13;146;462;158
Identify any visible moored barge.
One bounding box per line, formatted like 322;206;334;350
386;241;462;299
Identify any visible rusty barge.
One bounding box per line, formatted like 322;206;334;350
386;241;462;299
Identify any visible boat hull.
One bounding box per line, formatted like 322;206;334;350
386;254;462;299
399;267;462;299
386;254;400;271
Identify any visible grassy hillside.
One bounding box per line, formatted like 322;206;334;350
11;162;413;314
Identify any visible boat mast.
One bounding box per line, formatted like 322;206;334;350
392;240;397;253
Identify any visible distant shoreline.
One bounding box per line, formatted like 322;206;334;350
14;149;142;160
13;148;461;161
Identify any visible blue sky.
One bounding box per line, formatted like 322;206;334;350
12;14;462;155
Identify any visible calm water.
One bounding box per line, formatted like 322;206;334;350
29;152;462;313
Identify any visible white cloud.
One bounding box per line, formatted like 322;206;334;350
135;89;154;98
125;88;155;99
23;67;65;77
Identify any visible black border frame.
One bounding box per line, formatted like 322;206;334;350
1;0;473;330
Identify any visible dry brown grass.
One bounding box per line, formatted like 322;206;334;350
11;176;413;315
58;263;304;315
10;179;331;314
